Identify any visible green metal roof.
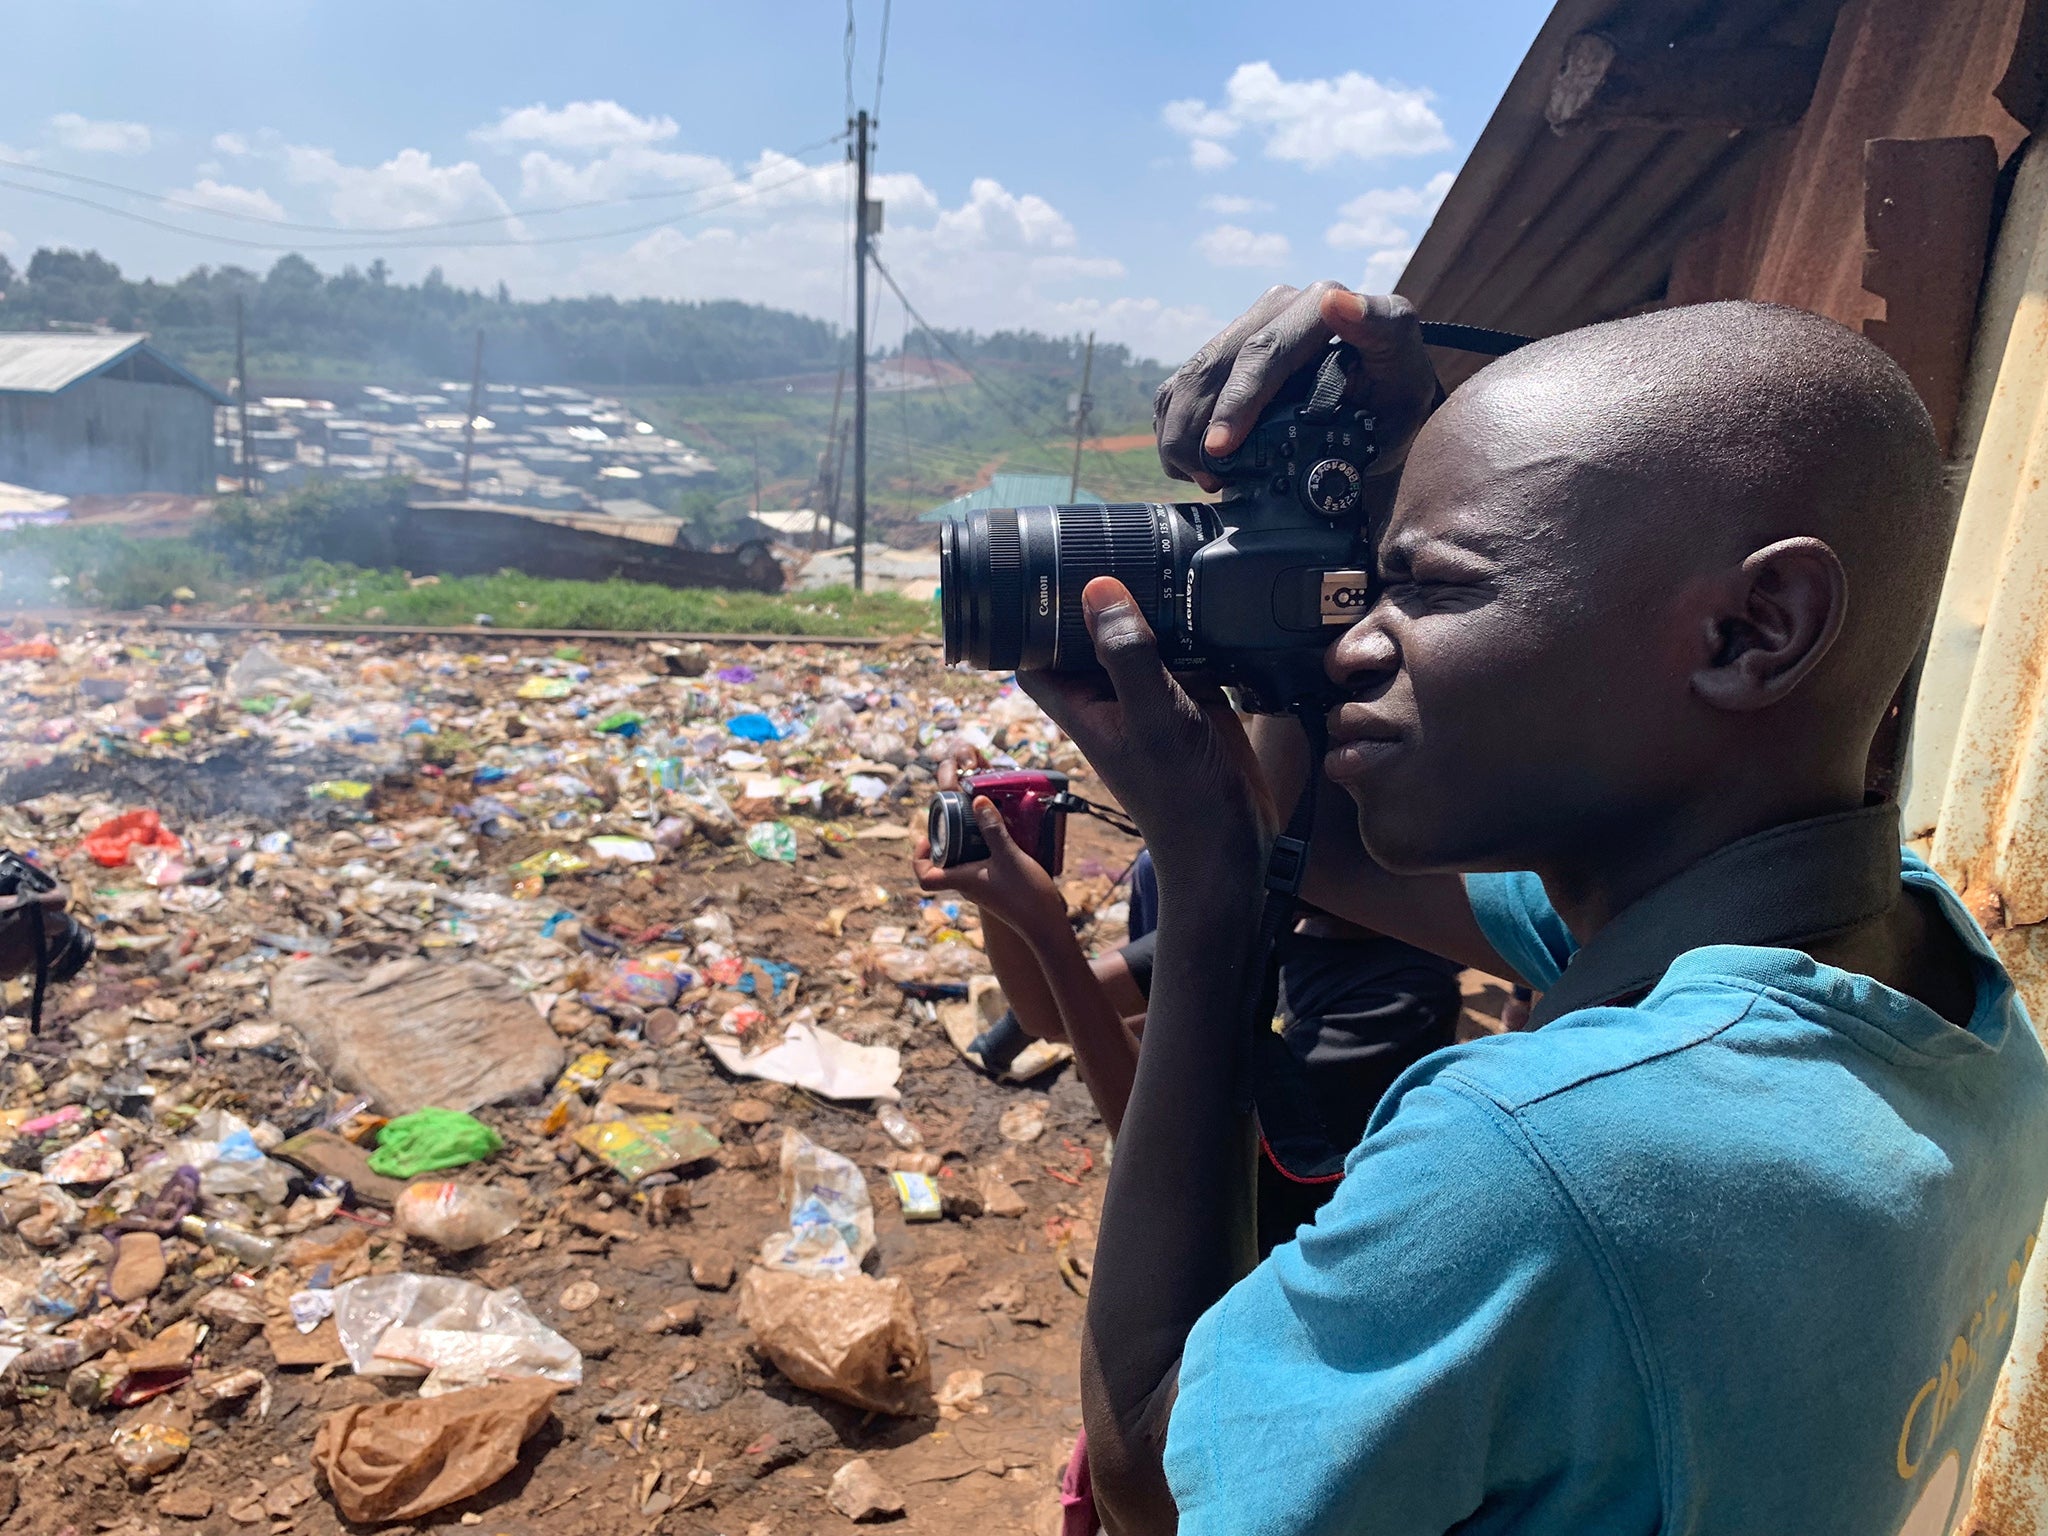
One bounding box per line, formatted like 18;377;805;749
918;471;1106;522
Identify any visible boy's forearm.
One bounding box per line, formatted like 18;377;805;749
1081;855;1264;1531
1017;909;1140;1132
979;913;1067;1041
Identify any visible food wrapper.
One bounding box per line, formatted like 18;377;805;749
890;1171;942;1222
555;1050;612;1095
571;1113;719;1182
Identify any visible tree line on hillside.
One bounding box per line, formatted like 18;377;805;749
0;247;1163;393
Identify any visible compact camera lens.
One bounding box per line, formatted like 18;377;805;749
927;789;984;868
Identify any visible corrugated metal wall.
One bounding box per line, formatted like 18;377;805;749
0;376;217;495
1906;126;2048;1536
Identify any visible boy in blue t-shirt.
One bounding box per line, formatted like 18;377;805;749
990;290;2048;1535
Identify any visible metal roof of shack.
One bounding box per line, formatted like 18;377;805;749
0;332;232;403
1397;0;1851;390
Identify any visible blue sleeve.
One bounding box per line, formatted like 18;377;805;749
1463;870;1576;989
1164;1076;1658;1536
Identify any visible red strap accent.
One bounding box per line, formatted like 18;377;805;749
1259;1129;1344;1186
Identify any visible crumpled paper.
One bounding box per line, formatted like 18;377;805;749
705;1015;900;1102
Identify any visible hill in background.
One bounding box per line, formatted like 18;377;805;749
0;247;1191;534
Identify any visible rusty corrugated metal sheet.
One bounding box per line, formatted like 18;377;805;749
1401;0;2029;388
1889;124;2048;1536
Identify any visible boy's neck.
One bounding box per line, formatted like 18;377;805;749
1537;773;1870;947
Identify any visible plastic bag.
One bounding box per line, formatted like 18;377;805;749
393;1183;521;1251
330;1273;582;1395
738;1267;930;1416
162;1109;294;1207
314;1379;558;1523
368;1108;504;1178
83;809;180;868
758;1130;874;1277
746;820;798;863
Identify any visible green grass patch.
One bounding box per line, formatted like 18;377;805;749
305;568;935;636
0;492;933;636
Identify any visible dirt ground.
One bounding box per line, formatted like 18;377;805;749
0;627;1510;1536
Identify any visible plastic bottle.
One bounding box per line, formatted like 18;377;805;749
876;1104;923;1150
179;1215;282;1266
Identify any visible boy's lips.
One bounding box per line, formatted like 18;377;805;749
1324;708;1405;782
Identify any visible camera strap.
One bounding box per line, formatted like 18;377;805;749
26;899;48;1038
1049;791;1141;840
1234;702;1330;1117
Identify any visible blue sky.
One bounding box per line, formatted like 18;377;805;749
0;0;1552;361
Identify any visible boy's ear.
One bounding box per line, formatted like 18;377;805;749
1690;537;1847;712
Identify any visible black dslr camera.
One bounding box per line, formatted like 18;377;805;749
0;850;94;995
939;343;1379;714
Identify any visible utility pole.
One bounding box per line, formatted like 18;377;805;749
460;328;484;500
234;295;253;496
1068;331;1096;502
750;437;761;515
815;360;847;549
851;108;871;590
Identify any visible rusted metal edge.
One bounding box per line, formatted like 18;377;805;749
20;616;940;648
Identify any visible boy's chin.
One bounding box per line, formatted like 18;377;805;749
1355;804;1508;879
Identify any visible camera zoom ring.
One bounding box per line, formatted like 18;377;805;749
984;507;1023;663
1053;504;1163;668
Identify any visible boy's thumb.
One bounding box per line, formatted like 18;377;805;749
972;795;1011;845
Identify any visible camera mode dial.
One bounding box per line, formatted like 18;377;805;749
1302;456;1363;518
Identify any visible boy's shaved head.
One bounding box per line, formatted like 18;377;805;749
1324;301;1951;899
1461;301;1947;721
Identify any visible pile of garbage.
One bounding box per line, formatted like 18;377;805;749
0;623;1124;1531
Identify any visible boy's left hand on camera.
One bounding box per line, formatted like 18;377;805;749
911;801;1067;943
1019;577;1274;887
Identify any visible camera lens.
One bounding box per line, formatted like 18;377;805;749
940;503;1210;672
927;789;985;868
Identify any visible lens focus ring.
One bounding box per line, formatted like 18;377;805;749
1052;505;1164;668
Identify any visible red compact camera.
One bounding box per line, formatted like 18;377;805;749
926;770;1070;876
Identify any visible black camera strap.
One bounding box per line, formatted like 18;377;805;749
1234;702;1330;1117
26;898;48;1037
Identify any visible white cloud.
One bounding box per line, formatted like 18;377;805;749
516;144;728;202
933;177;1074;250
1361;248;1413;293
1188;139;1237;173
48;114;152;155
1325;170;1455;249
1162;62;1448;171
282;144;515;231
1201;193;1271;215
1196;224;1291;268
475;101;677;151
1323;170;1453;292
135;127;1187;362
1046;295;1219;363
212;132;250;157
176;178;286;221
1161;99;1238;141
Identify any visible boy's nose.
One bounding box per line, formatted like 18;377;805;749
1325;615;1398;691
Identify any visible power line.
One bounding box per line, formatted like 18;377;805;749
844;0;859;124
0;155;840;255
873;0;893;121
0;135;845;236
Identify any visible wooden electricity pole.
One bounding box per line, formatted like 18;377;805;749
1068;330;1096;502
234;295;253;495
460;328;484;500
